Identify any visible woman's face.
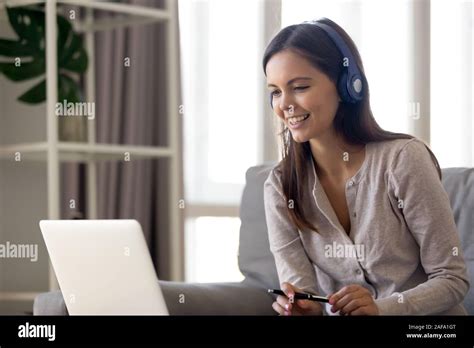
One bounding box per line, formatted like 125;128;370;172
266;49;340;143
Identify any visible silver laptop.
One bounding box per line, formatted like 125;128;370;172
39;219;169;315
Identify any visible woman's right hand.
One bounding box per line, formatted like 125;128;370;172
271;282;323;316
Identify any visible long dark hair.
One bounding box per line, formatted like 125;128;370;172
262;18;441;232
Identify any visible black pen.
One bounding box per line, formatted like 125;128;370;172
268;289;329;303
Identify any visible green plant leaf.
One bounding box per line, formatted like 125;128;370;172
0;6;88;105
58;73;80;104
56;13;88;73
62;46;88;73
6;7;45;52
57;14;73;64
0;38;34;57
18;78;46;104
0;58;45;81
59;31;85;68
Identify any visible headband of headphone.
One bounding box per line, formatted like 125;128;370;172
269;19;363;109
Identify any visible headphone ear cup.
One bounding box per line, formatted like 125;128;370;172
337;69;350;103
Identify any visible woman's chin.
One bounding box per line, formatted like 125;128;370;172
291;132;309;143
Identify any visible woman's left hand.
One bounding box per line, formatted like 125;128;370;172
328;284;379;316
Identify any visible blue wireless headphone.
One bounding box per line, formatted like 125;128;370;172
269;19;364;108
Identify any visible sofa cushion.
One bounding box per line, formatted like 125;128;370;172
441;168;474;314
238;164;279;289
34;281;276;315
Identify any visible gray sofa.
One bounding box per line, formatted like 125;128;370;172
33;165;474;315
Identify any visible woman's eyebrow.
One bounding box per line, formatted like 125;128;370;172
267;77;312;88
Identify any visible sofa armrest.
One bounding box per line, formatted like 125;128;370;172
161;281;275;315
34;281;276;315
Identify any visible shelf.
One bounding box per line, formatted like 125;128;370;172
74;15;162;33
2;0;171;19
1;0;45;8
0;142;173;162
59;0;170;19
1;0;170;32
0;0;184;300
0;291;40;301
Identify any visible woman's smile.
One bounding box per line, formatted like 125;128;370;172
287;113;311;129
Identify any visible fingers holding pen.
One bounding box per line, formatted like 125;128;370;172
272;295;292;316
278;294;293;313
270;282;295;316
272;298;287;315
270;282;324;316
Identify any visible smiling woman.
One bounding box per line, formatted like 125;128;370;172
266;56;340;143
262;18;469;317
262;17;438;233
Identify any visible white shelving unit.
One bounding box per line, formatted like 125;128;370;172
0;0;184;302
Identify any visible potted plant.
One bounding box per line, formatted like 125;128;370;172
0;5;89;142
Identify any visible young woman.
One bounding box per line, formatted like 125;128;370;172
263;18;469;316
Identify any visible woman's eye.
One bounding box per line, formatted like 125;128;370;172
270;86;307;98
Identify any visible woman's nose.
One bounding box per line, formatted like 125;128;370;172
279;94;296;115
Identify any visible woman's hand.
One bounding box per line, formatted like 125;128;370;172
271;282;323;316
328;284;379;316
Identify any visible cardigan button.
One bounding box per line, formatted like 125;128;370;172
348;180;354;187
